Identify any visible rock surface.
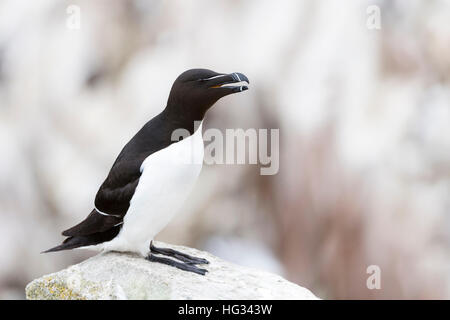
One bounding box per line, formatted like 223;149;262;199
26;241;319;300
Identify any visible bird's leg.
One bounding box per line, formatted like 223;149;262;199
150;241;209;265
146;254;208;275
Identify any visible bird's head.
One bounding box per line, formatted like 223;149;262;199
166;68;249;120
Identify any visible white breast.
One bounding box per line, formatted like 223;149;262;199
102;123;204;256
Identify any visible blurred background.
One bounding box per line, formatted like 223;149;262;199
0;0;449;299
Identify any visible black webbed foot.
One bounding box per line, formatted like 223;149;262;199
146;254;208;275
150;241;209;265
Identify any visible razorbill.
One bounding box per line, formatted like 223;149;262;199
43;69;249;275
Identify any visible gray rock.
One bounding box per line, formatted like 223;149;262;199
26;241;319;300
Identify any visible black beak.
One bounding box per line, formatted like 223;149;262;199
205;72;250;93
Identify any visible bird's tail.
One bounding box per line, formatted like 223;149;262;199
41;225;122;253
41;236;90;253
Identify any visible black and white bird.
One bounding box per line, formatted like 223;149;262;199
44;69;249;275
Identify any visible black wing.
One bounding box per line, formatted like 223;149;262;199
62;158;143;237
61;112;174;238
